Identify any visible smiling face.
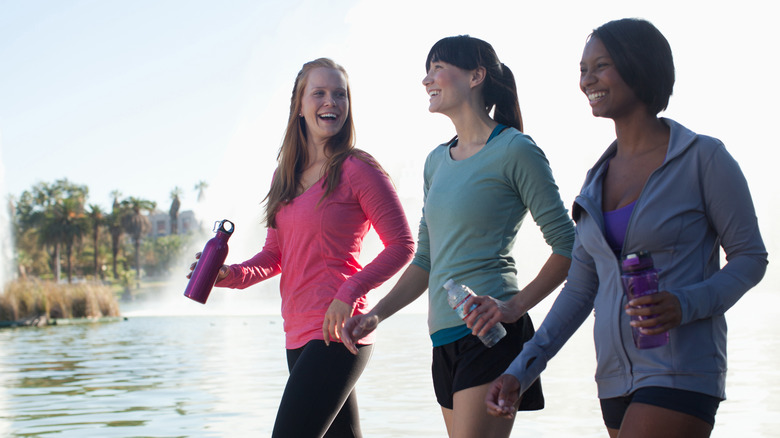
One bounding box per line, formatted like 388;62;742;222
299;67;349;146
422;60;473;116
579;37;644;120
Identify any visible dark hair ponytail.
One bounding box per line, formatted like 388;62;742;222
426;35;523;132
485;63;523;131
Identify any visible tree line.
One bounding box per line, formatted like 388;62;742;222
11;178;209;286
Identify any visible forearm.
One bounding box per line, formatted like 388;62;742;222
370;263;429;322
217;251;280;289
508;253;571;316
335;239;414;305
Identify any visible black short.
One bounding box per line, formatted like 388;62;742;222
600;386;721;429
431;315;544;411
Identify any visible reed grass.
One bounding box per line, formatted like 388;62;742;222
0;279;121;321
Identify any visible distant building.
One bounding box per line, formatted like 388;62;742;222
147;210;198;238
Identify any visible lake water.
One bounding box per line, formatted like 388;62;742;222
0;286;778;437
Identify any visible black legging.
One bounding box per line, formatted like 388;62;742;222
272;340;373;438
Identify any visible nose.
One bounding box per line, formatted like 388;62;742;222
422;73;432;87
580;69;595;90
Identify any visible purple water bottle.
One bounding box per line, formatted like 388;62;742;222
620;251;668;349
184;219;234;304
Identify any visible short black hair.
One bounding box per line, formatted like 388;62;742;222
592;18;675;115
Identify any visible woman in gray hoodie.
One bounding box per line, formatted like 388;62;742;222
483;18;768;438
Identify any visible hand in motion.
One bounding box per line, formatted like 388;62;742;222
186;252;229;281
625;290;682;335
341;313;380;355
323;298;353;346
485;374;521;419
463;295;520;338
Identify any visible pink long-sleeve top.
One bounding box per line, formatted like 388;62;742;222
218;154;414;349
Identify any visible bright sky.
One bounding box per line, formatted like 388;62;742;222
1;0;777;292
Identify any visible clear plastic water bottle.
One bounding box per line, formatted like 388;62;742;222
620;251;669;349
443;279;506;347
184;219;234;304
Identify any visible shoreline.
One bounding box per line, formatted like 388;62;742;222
0;315;127;328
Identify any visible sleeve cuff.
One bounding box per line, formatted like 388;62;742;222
504;343;548;396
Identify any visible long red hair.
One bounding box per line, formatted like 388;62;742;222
264;58;381;228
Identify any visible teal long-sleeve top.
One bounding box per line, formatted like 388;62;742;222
411;126;575;345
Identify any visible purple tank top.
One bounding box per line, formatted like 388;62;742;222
603;200;636;255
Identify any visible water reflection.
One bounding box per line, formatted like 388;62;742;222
0;287;778;437
0;316;289;437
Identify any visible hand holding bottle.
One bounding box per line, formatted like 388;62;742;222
183;219;234;304
620;251;671;348
625;290;682;335
186;252;229;281
444;279;506;347
462;294;518;338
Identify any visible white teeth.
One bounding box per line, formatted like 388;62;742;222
588;92;606;101
428;90;440;97
319;113;337;119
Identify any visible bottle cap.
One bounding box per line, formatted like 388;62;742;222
214;219;235;235
621;251;653;272
443;279;455;290
623;253;640;266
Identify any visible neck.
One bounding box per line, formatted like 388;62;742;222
449;105;497;150
613;112;669;156
305;139;328;167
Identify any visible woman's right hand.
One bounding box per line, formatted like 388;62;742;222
485;374;521;419
341;313;380;355
464;295;519;337
186;252;229;281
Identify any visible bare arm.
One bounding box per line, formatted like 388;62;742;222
467;253;571;336
342;264;429;354
372;264;429;321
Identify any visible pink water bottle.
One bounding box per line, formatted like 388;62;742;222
184;219;234;304
621;251;668;349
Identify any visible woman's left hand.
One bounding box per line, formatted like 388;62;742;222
464;295;520;338
625;290;682;334
323;298;353;346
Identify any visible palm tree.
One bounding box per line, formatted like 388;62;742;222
120;197;156;279
29;182;64;281
108;191;124;280
40;197;88;283
16;179;88;283
36;213;63;282
87;204;104;279
194;181;208;203
169;187;182;235
57;198;88;283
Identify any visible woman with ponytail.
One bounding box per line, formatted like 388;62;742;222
342;36;574;437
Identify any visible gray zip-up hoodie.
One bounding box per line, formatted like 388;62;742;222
505;118;767;400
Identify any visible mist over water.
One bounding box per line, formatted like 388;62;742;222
0;137;14;290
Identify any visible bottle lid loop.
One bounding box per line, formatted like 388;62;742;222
213;219;235;234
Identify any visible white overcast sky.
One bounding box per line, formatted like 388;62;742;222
1;0;776;290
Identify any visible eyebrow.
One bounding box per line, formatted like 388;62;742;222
309;85;347;91
580;55;611;65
